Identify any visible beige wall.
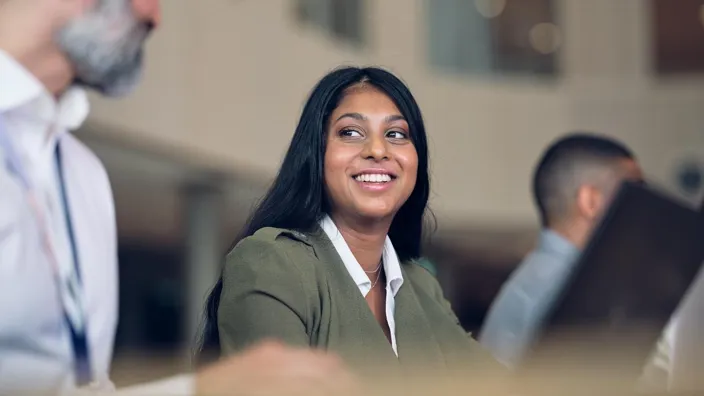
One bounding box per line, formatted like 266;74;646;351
86;0;704;230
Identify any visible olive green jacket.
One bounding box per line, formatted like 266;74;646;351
217;226;496;375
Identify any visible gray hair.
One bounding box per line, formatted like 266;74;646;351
55;0;153;97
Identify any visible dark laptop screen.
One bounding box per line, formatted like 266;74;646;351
525;181;704;375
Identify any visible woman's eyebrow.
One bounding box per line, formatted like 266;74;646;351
384;115;405;123
335;112;366;122
334;113;406;123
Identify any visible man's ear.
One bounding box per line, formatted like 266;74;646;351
576;184;603;222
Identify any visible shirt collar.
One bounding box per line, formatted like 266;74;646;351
538;229;580;261
0;49;90;132
320;214;404;297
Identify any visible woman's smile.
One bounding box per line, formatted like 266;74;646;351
352;168;398;192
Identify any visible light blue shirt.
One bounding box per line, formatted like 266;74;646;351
479;229;579;368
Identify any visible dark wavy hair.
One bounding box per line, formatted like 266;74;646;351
196;66;432;363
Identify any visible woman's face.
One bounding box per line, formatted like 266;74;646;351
324;85;418;222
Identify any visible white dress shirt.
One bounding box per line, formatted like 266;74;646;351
0;49;118;393
652;265;704;391
319;215;404;356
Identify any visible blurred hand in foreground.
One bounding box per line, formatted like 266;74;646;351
195;341;359;396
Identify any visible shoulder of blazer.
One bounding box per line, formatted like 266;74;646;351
404;259;438;282
230;227;318;266
225;227;319;288
250;227;315;247
403;260;445;297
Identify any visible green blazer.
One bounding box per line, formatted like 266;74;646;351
217;226;496;376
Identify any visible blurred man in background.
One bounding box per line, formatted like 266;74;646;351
0;0;352;394
478;133;644;368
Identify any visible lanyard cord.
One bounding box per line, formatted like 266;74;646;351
0;115;93;386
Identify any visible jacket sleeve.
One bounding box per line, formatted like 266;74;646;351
217;236;311;354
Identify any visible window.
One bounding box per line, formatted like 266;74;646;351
427;0;560;76
652;0;704;74
296;0;364;46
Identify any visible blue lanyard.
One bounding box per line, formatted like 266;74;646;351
0;114;93;386
55;143;93;386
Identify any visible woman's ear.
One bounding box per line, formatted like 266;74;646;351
575;184;603;222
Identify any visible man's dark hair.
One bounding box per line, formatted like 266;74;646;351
532;132;636;227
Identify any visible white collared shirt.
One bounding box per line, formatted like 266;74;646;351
319;215;404;356
0;49;118;393
648;267;704;391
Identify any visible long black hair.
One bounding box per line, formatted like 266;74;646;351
197;66;431;362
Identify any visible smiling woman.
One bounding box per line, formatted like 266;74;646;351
197;66;499;378
325;82;418;227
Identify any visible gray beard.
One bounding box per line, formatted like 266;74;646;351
55;0;151;97
71;48;145;97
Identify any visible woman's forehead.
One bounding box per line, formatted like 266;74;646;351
333;87;400;114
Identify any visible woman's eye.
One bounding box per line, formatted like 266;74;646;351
386;130;408;139
339;129;363;138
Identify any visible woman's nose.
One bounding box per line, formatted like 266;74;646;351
363;134;389;161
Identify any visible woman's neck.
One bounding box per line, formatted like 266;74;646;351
330;213;390;272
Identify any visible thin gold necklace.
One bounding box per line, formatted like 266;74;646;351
364;259;383;274
369;266;383;289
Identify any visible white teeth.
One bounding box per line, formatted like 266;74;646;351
354;174;392;183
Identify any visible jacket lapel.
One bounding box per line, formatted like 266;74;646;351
306;227;398;361
393;264;447;370
306;226;446;371
307;226;373;320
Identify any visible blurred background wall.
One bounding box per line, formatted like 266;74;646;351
69;0;704;383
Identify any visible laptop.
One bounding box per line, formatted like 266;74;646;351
522;181;704;378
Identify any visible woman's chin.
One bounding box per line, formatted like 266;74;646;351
353;205;398;222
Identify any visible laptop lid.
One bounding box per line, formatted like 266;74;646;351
523;181;704;377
